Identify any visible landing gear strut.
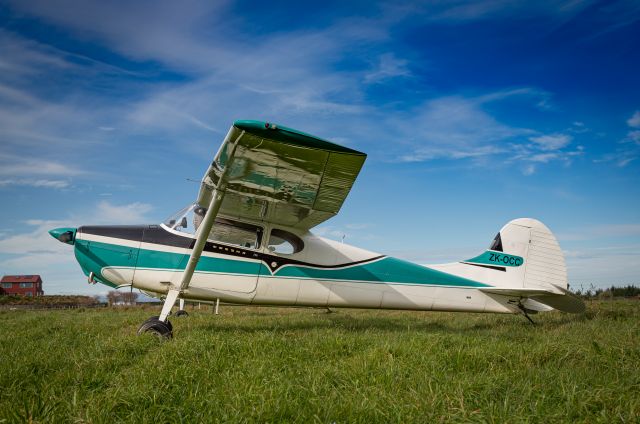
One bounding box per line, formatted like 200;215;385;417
517;301;536;325
175;298;189;317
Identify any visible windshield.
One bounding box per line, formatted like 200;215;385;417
162;203;205;234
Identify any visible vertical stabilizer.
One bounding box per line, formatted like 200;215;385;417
505;218;568;291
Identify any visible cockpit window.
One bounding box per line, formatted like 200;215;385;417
208;218;262;249
163;204;199;234
489;232;503;252
268;228;304;255
163;204;259;250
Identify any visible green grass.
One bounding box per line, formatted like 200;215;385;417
0;301;638;423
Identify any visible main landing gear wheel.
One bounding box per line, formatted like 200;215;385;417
175;310;189;317
137;317;173;339
143;315;173;331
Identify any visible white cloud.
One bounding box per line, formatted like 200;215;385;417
313;226;346;239
564;245;640;287
522;164;536;176
595;111;640;166
0;5;590;179
529;133;572;151
573;225;637;240
314;222;374;243
0;201;153;258
364;53;411;83
505;132;582;170
0;153;85;178
421;0;591;22
594;151;637;167
91;201;153;224
0;219;67;256
0;179;70;189
627;110;640;128
394;94;531;162
393;91;583;169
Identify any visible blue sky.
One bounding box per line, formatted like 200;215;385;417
0;0;639;295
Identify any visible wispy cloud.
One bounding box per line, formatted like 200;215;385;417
595;109;640;167
393;90;583;174
627;110;640;128
0;179;70;189
91;201;153;224
558;223;640;241
314;222;376;243
529;134;572;151
395;93;531;162
0;154;84;177
564;245;640;286
364;53;411;83
508;134;583;174
419;0;593;23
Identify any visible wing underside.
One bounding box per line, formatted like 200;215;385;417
197;120;367;229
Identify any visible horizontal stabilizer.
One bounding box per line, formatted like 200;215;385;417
480;287;585;313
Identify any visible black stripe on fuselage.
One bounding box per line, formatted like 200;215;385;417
460;262;506;272
79;225;385;273
79;225;145;242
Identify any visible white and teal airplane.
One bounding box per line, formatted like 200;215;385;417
50;120;584;338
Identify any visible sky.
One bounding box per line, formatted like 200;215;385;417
0;0;639;295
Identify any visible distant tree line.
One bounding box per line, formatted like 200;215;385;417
106;291;138;306
571;284;640;300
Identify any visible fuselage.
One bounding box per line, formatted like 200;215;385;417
66;218;516;314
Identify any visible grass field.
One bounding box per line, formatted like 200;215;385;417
1;301;638;423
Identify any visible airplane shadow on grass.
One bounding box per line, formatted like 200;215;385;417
194;310;587;335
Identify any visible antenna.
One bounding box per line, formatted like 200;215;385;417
341;234;345;244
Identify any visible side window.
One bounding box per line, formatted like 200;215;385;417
489;232;503;252
268;229;304;255
208;218;262;249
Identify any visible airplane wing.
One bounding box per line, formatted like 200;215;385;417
197;120;367;229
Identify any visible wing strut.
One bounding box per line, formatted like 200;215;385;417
158;131;245;322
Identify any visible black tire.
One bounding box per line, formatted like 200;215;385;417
175;310;189;317
144;315;172;331
137;318;172;339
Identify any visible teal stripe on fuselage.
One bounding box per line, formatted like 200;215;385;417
76;239;489;288
135;244;268;275
276;257;488;287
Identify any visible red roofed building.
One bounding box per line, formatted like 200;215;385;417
0;275;44;297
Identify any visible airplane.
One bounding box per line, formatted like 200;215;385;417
49;120;585;338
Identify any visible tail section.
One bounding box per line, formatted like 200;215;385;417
477;218;584;313
501;218;568;291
